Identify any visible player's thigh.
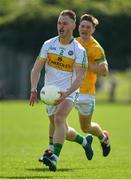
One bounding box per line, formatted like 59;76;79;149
55;99;74;119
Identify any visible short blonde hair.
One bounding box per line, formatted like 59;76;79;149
59;10;76;22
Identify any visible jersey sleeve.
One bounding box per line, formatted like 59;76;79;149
36;41;49;62
74;44;88;68
94;46;106;62
39;42;49;58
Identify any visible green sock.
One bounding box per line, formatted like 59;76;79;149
49;137;53;145
74;134;84;145
54;143;63;157
98;134;104;141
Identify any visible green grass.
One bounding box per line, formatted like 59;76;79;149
0;101;131;179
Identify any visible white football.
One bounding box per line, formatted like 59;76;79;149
40;85;60;105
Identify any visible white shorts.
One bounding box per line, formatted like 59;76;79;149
46;92;78;116
75;94;95;116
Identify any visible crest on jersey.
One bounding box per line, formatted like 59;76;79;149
68;50;73;56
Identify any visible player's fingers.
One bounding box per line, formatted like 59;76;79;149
58;91;63;97
29;94;36;106
54;98;63;105
54;99;60;105
29;96;32;106
29;99;34;106
36;97;39;103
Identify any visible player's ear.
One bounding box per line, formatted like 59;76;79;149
92;26;95;34
78;25;80;32
73;23;76;30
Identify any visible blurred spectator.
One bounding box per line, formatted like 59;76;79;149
0;80;5;100
108;74;117;102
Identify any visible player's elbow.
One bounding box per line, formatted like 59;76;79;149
99;63;109;76
31;68;36;77
102;68;108;76
103;66;109;76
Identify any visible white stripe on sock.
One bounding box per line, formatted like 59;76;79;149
82;138;87;147
52;154;58;161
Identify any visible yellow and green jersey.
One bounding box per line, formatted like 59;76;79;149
76;36;106;95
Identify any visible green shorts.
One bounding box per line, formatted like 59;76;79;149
75;94;95;116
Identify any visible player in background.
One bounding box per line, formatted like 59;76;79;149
30;10;93;172
74;14;111;156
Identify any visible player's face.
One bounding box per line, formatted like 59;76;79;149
57;15;75;39
79;20;95;39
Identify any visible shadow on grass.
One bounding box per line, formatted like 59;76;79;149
26;167;79;172
0;168;50;179
0;176;50;179
0;167;82;179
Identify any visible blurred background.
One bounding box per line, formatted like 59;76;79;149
0;0;131;103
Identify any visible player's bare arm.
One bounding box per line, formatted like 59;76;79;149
30;59;45;106
89;60;108;76
67;65;87;94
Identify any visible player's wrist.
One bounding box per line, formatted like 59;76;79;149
64;90;71;98
89;64;97;73
31;88;37;93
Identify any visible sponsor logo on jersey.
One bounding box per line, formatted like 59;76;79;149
57;57;63;62
49;46;56;50
47;53;74;72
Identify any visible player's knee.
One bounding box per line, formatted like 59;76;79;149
81;127;88;133
54;114;64;126
80;124;90;133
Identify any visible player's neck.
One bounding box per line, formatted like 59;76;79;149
80;36;91;43
59;36;74;45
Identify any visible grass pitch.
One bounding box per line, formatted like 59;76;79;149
0;101;131;179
